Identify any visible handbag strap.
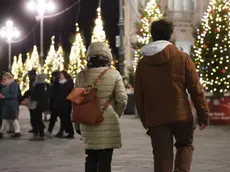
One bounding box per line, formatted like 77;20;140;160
83;68;110;87
93;68;110;87
101;99;111;114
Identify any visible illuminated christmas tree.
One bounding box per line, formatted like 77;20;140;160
133;0;163;70
43;36;57;81
11;56;18;79
91;7;108;43
25;52;32;71
91;8;116;69
17;54;25;91
68;23;87;79
30;45;40;71
191;0;230;97
21;53;31;94
55;45;65;71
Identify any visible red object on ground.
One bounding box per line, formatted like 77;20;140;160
207;97;230;125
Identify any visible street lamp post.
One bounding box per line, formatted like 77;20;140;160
118;0;125;77
27;0;56;65
0;20;20;71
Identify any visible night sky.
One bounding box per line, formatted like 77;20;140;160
0;0;119;71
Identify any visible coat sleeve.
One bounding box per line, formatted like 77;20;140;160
75;72;83;88
4;82;18;100
185;56;209;126
134;63;146;127
114;73;128;117
65;80;74;95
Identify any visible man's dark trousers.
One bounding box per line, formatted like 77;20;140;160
149;121;195;172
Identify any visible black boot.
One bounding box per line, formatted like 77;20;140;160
28;129;34;133
7;131;15;134
0;132;3;139
11;133;21;138
63;134;74;139
54;132;63;138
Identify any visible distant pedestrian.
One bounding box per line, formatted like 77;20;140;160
134;19;209;172
22;74;50;141
46;71;60;138
28;68;37;89
7;80;22;134
0;75;3;128
75;42;128;172
0;72;21;138
53;70;74;139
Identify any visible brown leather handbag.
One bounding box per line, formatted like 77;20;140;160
66;68;111;125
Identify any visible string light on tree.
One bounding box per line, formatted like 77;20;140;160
191;0;230;97
68;23;86;79
133;0;163;70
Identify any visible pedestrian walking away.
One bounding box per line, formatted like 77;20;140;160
134;19;210;172
21;74;50;141
75;42;128;172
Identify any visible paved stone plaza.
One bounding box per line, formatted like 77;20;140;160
1;107;230;172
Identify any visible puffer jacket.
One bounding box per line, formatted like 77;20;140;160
134;41;209;128
1;80;19;120
76;67;128;150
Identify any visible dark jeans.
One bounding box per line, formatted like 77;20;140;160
85;149;114;172
0;112;2;128
149;121;195;172
30;109;45;137
48;111;60;133
59;112;74;136
29;110;33;130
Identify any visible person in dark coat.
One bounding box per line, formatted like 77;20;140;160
8;80;22;134
46;71;60;138
0;77;3;128
22;88;35;133
54;70;74;139
28;68;37;89
0;72;21;138
22;74;50;141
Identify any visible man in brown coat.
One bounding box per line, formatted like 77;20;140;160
134;19;209;172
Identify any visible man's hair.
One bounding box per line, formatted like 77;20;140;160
150;19;174;41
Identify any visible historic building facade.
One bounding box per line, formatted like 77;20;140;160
124;0;209;67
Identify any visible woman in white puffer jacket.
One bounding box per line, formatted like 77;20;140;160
75;42;128;172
